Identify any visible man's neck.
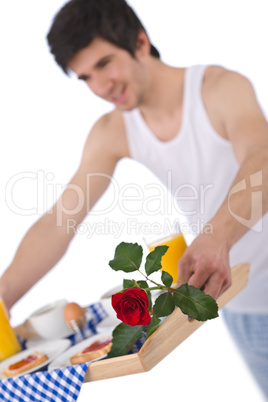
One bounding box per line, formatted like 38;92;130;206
139;60;185;119
137;60;186;142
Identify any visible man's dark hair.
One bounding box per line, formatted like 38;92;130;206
47;0;160;74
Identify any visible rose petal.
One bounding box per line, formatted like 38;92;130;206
111;287;151;326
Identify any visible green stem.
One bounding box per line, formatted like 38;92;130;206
137;268;163;288
135;267;175;294
144;286;166;291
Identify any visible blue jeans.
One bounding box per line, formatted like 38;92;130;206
222;309;268;401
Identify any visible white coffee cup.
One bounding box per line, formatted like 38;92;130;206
98;285;123;330
25;299;73;340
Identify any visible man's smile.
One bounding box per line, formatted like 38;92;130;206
110;85;127;105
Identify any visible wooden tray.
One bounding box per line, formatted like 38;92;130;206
84;262;249;383
14;263;249;382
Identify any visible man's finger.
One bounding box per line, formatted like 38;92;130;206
176;255;193;286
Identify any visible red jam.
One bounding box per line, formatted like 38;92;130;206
9;355;37;371
82;338;112;354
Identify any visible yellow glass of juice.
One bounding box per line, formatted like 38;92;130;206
148;232;187;284
0;298;21;361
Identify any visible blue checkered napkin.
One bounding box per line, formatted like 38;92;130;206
0;362;90;402
87;302;109;326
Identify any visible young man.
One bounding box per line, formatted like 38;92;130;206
1;0;268;397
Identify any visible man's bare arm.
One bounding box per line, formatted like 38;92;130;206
0;111;127;310
178;68;268;299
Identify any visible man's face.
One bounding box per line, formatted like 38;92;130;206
68;37;149;111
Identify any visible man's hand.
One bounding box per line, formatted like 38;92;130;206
177;232;232;300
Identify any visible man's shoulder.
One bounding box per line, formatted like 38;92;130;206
96;109;125;133
201;65;256;140
203;65;252;93
84;109;130;159
202;64;255;113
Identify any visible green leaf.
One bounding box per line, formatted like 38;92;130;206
161;271;173;287
146;315;161;339
173;284;219;321
107;323;144;358
136;280;148;289
153;291;175;317
145;246;169;276
109;242;143;273
123;279;135;289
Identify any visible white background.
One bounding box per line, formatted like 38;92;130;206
0;0;267;400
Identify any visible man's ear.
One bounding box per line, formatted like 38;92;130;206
135;30;151;57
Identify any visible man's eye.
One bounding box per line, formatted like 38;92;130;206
78;74;91;82
98;59;111;68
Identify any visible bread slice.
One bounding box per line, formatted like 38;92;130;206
70;336;112;364
2;351;48;377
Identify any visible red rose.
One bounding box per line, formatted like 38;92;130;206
112;287;151;326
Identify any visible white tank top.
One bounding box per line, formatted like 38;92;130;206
123;64;268;313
